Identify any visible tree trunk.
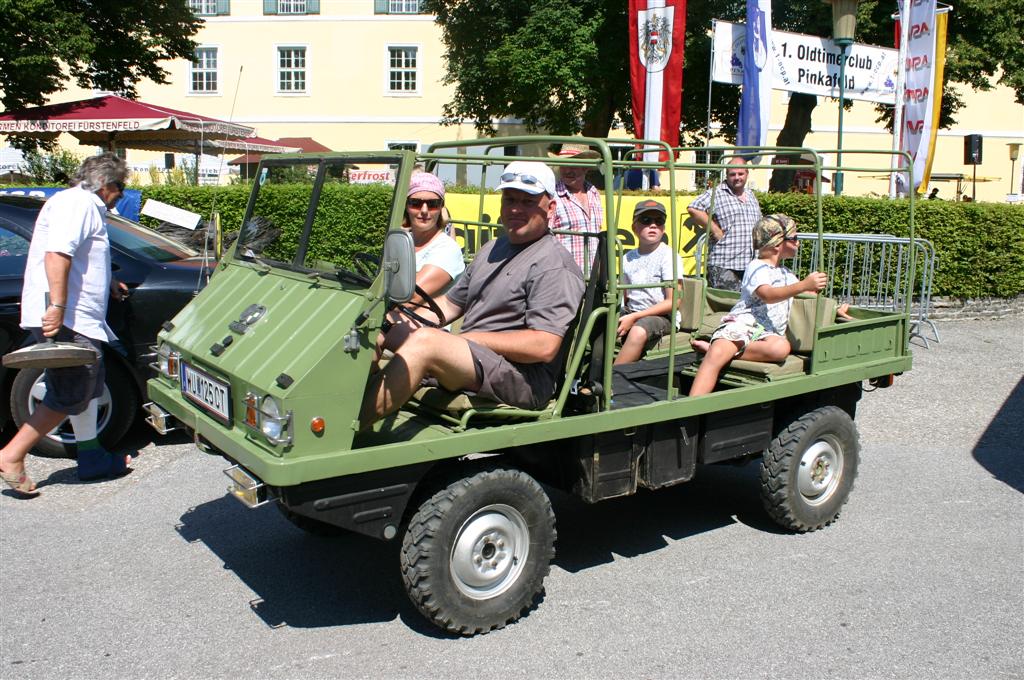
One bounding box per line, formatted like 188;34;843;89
768;92;818;193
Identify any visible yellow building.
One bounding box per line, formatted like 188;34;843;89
3;1;1022;201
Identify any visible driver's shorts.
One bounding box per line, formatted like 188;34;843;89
464;340;554;410
29;328;105;416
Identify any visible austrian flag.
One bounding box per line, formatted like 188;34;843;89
629;0;687;158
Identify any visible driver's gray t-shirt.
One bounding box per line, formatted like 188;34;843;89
446;232;584;384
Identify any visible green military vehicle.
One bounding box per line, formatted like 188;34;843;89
145;138;915;635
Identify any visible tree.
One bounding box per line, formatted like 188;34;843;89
424;0;630;137
428;0;1023;190
0;0;201;147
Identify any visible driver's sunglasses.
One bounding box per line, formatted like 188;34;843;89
782;234;799;242
407;197;443;210
499;172;541;186
637;215;665;226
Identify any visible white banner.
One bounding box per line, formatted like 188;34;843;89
899;0;938;190
713;20;899;105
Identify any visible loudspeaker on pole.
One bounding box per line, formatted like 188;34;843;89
964;134;983;165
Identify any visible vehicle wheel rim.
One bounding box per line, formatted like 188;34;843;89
26;375;114;445
450;503;530;600
797;437;843;506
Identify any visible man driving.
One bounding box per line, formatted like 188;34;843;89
360;161;585;429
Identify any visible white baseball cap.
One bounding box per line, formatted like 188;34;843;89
496;161;557;197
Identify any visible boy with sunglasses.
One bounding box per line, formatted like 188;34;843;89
615;200;685;364
688;214;827;397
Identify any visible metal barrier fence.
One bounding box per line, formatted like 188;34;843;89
696;233;940;347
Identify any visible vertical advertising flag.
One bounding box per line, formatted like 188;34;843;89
629;0;687;160
736;0;773;154
898;0;938;191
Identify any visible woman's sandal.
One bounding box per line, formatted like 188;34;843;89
0;468;40;498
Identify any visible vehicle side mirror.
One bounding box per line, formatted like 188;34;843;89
382;230;416;303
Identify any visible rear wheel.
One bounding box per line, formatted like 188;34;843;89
11;360;138;459
760;406;859;532
401;466;555;635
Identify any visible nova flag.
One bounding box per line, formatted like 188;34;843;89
737;0;773;155
629;0;687;162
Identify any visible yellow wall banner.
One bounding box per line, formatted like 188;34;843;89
444;193;703;275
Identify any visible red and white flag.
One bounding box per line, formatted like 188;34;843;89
629;0;687;161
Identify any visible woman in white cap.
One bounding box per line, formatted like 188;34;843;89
403;172;464;300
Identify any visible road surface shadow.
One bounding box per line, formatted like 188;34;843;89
173;460;778;635
972;376;1024;493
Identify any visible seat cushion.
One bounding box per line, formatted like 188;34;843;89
412;386;504;413
724;353;809;379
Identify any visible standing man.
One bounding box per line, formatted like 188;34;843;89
549;143;604;275
0;153;130;497
687;157;763;291
360;161;584;429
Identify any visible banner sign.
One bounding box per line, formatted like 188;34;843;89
737;0;773;152
898;0;939;191
629;0;687;160
713;20;899;104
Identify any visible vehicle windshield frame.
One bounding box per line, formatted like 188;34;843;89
235;154;406;282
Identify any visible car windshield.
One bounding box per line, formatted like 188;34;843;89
236;157;401;281
106;213;199;262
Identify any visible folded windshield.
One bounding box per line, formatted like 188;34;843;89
236;157;401;279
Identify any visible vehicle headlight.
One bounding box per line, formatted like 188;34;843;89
259;395;292;445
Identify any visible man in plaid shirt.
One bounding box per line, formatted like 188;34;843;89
549;144;603;276
687;157;763;291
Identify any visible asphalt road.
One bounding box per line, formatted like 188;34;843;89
2;317;1021;679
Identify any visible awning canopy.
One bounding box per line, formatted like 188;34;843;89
0;95;258;153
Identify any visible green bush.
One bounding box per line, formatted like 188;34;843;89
757;194;1024;299
134;185;1023;299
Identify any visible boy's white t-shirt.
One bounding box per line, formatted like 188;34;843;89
621;242;685;323
416;231;465;295
727;258;799;335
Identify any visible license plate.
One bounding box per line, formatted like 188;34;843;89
180;361;231;424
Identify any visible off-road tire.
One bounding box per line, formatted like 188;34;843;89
761;405;859;532
276;503;348;537
400;466;556;635
11;360;138;459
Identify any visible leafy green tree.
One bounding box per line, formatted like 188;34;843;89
424;0;630;137
428;0;1023;190
20;148;82;184
0;0;201;147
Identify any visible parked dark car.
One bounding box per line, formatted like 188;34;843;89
0;194;213;457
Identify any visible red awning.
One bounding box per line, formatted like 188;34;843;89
0;95;256;152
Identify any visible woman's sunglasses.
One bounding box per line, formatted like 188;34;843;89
407;197;443;210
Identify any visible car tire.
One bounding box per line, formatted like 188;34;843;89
760;405;859;532
400;465;556;635
10;359;139;459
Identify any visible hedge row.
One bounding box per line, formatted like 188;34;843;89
134;185;1023;299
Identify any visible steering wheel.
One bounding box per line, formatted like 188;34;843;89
394;285;447;329
353;252;380;280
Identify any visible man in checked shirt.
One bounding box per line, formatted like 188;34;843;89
549;143;604;276
687;157;763;291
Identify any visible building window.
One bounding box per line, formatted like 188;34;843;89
190;48;218;94
387;46;418;94
188;0;229;15
277;47;307;93
694;149;724;190
374;0;423;13
263;0;319;15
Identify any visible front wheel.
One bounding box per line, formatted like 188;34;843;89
400;466;556;635
11;359;138;459
760;406;859;532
